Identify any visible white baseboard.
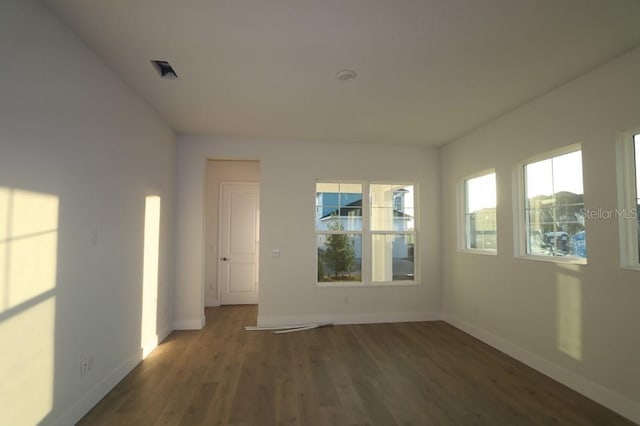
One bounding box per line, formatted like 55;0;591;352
47;327;176;426
141;335;159;359
47;349;142;426
157;326;172;343
443;313;640;425
205;297;220;307
173;315;206;330
257;310;441;327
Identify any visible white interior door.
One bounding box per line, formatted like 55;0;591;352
219;182;259;305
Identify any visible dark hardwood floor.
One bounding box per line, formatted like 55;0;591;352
79;306;635;425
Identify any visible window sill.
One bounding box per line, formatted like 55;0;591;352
459;249;497;256
516;254;587;265
620;265;640;271
316;281;419;288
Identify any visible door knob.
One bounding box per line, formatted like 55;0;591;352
221;257;230;261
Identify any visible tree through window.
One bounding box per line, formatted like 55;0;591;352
316;183;362;282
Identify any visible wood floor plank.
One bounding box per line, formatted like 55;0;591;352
78;306;636;426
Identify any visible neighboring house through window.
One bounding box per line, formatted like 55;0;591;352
636;135;640;262
521;146;586;261
316;182;417;284
370;184;416;282
316;183;363;282
616;131;640;268
462;171;497;252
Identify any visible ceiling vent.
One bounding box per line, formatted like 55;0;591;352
151;60;178;79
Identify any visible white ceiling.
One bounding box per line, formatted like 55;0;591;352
44;0;640;146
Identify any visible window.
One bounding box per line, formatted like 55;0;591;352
616;131;640;268
521;147;586;260
462;172;497;252
316;182;417;284
370;184;416;282
316;183;363;282
636;136;640;261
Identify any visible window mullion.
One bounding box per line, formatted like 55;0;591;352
362;183;371;283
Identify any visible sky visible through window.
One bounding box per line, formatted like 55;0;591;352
466;173;496;213
635;135;639;200
526;150;583;198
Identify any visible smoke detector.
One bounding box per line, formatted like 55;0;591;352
336;69;356;81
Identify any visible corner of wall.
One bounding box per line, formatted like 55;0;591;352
173;315;206;331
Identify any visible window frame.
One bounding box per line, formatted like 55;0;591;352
616;129;640;270
315;180;419;287
514;144;587;264
458;169;497;255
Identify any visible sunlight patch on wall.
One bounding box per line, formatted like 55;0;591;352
0;187;58;424
0;188;58;309
141;195;160;358
0;298;55;425
556;265;582;361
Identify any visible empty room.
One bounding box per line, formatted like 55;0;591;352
1;0;640;425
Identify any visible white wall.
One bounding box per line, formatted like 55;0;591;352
440;46;640;423
175;135;441;327
0;1;176;424
204;160;260;306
